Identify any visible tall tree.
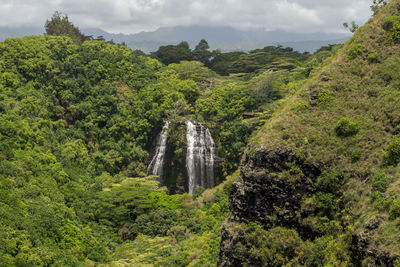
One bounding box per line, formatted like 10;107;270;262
177;41;190;50
194;39;210;51
193;39;212;66
152;44;192;65
371;0;387;15
45;11;87;43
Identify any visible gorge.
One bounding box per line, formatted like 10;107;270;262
3;1;400;264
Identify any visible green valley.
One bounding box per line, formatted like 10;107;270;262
1;1;400;266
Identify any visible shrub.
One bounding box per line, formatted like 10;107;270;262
193;186;205;199
383;135;400;165
304;234;352;266
389;199;400;220
368;53;378;63
130;209;179;237
372;171;390;193
346;44;364;61
314;192;336;216
350;150;362;162
335;117;359;137
237;224;306;266
383;16;400;31
316;169;346;194
317;90;333;105
377;59;400;83
382;16;400;43
167;226;192;243
371;191;392;211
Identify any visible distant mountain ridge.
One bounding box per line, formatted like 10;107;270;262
0;25;350;53
83;25;350;53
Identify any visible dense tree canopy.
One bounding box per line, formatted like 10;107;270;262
0;10;345;265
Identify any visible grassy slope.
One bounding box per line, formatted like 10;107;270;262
250;0;400;257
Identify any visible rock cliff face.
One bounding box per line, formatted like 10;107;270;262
218;147;399;266
219;147;321;266
228;148;320;228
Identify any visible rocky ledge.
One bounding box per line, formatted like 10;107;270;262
219;147;321;266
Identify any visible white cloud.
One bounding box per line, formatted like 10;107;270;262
0;0;373;34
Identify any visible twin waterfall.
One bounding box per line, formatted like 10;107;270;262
147;120;215;193
185;121;215;194
146;121;170;178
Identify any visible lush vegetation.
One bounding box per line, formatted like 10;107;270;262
4;1;400;265
0;11;337;264
237;0;400;265
152;39;311;76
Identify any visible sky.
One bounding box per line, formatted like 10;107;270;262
0;0;373;34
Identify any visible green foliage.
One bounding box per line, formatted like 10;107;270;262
316;169;346;194
149;192;182;210
389;199;400;220
152;44;193;65
235;223;306;266
316;90;333;105
372;171;391;192
371;0;388;14
97;178;162;227
371;191;393;211
209;51;245;75
130;209;179;237
196;78;263;174
350;149;362;162
368;53;379;63
383;135;400;165
0;9;367;265
383;16;400;43
304;234;352;266
177;41;190;50
346;44;364;60
229;45;308;73
168;61;216;89
314;192;336;216
343;21;360;33
227;221;351;266
335;117;360;137
377;59;400;86
383;16;400;31
45;11;87;43
152;43;312;76
106;182;231;266
193;186;206;199
0;34;202;264
195;39;210;51
193;39;212;66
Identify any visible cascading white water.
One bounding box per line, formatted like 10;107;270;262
147;121;170;180
185;120;215;194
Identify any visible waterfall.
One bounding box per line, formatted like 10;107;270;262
147;120;216;193
147;121;170;180
185;120;215;194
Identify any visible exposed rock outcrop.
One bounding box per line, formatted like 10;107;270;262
219;147;321;266
229;147;320;231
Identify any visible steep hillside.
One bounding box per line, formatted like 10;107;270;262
220;1;400;266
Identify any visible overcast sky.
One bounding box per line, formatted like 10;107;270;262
0;0;373;34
